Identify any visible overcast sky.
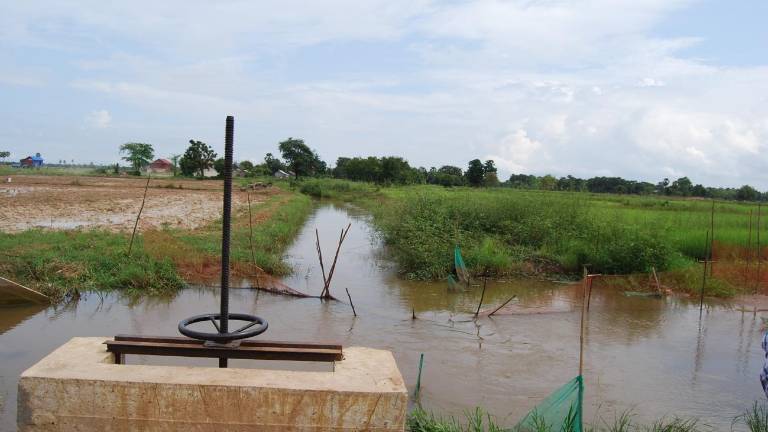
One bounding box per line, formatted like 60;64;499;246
1;1;767;188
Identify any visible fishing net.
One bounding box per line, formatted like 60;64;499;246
454;245;470;284
514;375;583;432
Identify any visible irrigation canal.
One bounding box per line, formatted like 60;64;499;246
0;203;764;430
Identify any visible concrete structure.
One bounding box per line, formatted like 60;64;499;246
18;337;407;431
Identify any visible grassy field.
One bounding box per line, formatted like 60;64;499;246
298;179;766;295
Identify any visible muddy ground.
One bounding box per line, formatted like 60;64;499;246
0;175;260;233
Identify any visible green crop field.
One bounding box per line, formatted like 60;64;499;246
298;179;765;295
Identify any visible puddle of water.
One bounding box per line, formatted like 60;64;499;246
0;203;765;430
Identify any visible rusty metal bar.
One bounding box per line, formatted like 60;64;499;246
105;336;342;364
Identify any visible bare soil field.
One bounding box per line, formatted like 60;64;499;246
0;175;262;233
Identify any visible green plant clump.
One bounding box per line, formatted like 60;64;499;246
0;230;183;299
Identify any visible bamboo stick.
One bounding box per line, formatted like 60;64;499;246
487;295;517;317
127;175;151;256
748;210;753;289
700;230;710;318
320;224;351;298
415;353;425;395
474;274;488;317
579;267;588;376
315;229;328;289
758;204;762;293
345;287;357;317
709;200;715;277
651;267;661;294
246;192;262;291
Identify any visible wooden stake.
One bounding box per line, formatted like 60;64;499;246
415;353;425;395
651;267;662;294
127;175;151;256
411;307;416;320
474;274;488;317
747;210;753;289
700;230;709;318
315;229;328;289
487;295;517;317
579;267;588;376
320;224;351;298
758;204;762;293
345;287;357;317
246;192;262;291
709;200;715;277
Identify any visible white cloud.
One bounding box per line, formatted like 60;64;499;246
487;129;545;173
2;0;768;188
85;110;112;129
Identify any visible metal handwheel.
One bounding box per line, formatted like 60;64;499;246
178;313;268;344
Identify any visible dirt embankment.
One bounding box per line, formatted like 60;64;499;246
0;175;266;233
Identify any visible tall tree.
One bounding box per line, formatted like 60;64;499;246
466;159;485;187
119;142;154;174
278;138;325;178
180;140;217;178
737;185;758;201
0;151;10;162
483;159;497;174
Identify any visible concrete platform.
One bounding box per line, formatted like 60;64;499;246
18;337;407;431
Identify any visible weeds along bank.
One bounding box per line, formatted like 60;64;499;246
297;179;764;295
0;179;312;300
407;403;768;432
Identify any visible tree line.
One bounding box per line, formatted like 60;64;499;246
116;138;766;201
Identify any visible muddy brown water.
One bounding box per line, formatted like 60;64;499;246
0;203;765;430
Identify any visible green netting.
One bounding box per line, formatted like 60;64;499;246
454;245;469;283
514;375;583;432
447;274;460;289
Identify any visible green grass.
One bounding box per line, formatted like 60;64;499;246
734;402;768;432
0;230;183;300
295;180;763;294
407;408;710;432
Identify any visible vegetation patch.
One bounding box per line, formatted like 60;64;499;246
0;230;183;300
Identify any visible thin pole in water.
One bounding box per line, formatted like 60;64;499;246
709;200;715;277
415;353;425;395
758;203;763;294
345;287;357;317
699;230;709;319
579;267;588;377
488;295;517;317
219;115;234;368
127;175;151;256
475;273;488;317
748;209;753;290
246;192;262;293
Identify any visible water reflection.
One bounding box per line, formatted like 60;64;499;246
0;203;765;431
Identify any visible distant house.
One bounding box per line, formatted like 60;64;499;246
274;169;293;179
148;158;173;174
20;153;44;168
